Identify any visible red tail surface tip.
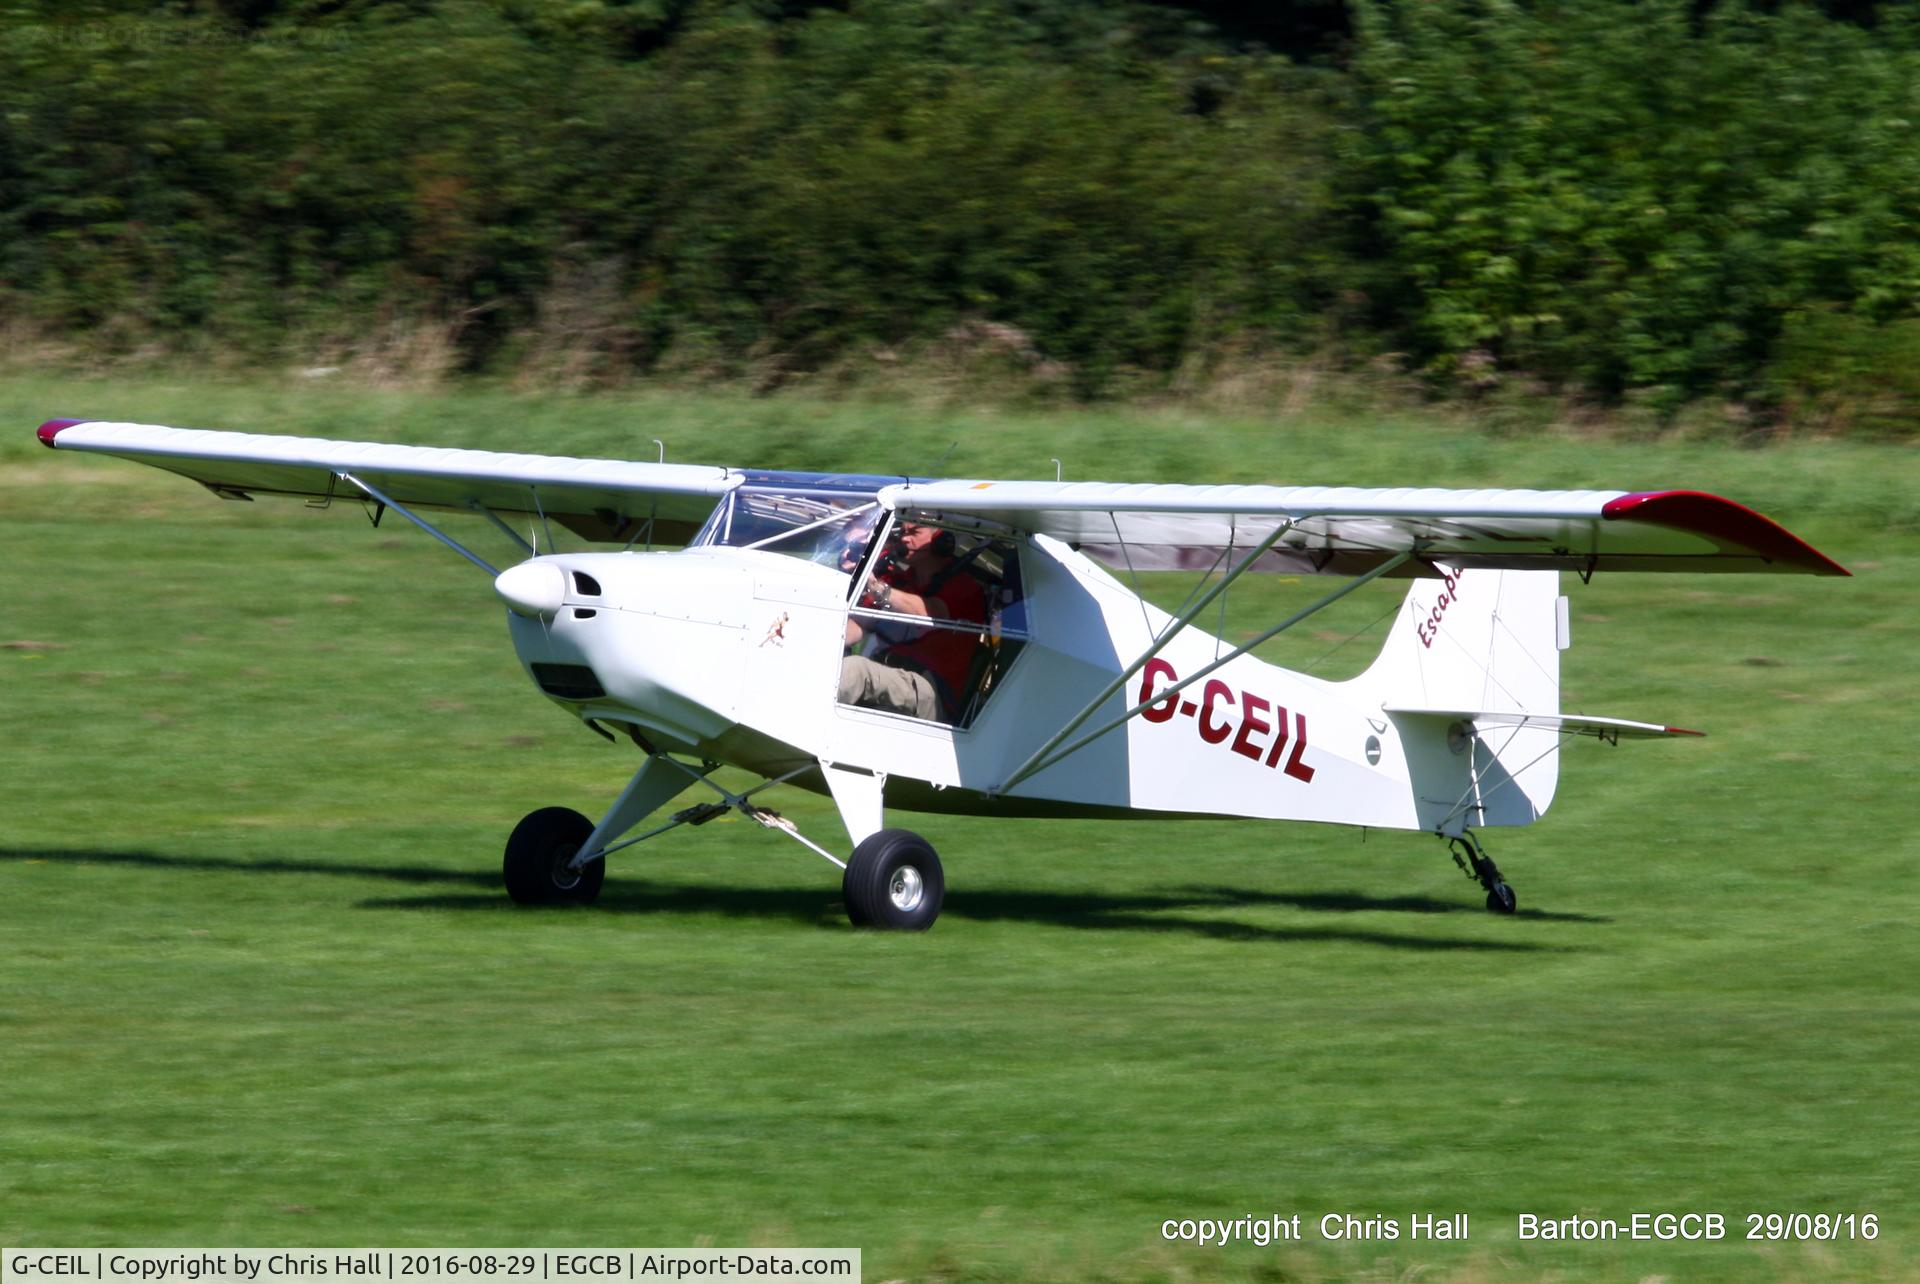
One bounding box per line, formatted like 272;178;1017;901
37;419;88;448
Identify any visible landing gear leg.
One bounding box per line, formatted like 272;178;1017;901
1447;832;1517;915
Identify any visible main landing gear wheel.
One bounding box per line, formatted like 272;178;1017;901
843;828;945;931
504;806;605;906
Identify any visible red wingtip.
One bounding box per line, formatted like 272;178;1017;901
1602;490;1850;576
37;418;88;448
1666;725;1706;738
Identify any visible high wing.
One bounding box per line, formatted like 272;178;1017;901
882;479;1848;576
39;418;1845;577
36;419;738;544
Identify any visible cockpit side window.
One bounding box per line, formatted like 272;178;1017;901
839;519;1030;728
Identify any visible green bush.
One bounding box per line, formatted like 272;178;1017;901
574;3;1342;386
0;0;1343;388
1346;0;1920;411
0;3;594;364
1764;309;1920;437
4;0;1920;422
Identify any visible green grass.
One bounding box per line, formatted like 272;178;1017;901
4;374;1917;1280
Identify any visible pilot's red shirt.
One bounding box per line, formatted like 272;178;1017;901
880;567;986;703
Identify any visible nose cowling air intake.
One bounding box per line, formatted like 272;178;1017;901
495;560;568;618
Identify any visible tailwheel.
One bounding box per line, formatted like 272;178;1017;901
1447;832;1517;915
504;806;605;906
843;828;944;931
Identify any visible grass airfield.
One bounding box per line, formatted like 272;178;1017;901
3;375;1917;1280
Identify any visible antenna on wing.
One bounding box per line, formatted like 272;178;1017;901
1051;458;1063;481
531;485;554;554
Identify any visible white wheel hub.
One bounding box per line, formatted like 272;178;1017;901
888;865;925;913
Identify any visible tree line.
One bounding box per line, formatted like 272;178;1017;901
3;0;1918;429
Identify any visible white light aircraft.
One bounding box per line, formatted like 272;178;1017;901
35;418;1847;929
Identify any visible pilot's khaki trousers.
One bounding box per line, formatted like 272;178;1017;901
838;655;938;721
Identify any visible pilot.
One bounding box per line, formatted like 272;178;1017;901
839;520;986;723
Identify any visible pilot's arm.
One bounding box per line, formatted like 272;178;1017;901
847;578;922;651
861;578;953;623
878;582;950;621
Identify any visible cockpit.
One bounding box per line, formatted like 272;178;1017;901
691;480;1029;728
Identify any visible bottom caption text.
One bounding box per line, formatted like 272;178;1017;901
3;1253;859;1284
1159;1210;1881;1246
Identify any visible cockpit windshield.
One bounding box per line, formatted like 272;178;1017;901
691;484;887;579
752;503;884;571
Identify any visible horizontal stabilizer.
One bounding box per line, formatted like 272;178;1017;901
1385;706;1703;742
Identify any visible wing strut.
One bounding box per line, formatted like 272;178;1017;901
994;548;1415;794
469;500;537;557
990;521;1294;795
336;472;500;576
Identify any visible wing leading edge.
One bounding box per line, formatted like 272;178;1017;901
880;478;1847;577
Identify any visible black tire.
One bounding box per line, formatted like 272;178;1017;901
842;828;944;931
1485;882;1518;915
503;806;605;906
